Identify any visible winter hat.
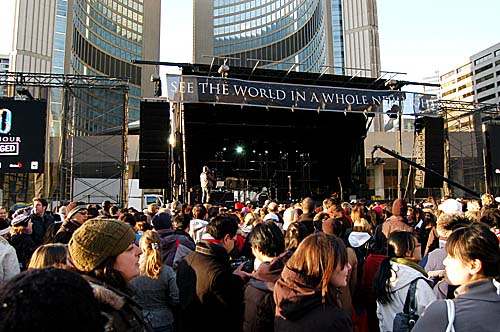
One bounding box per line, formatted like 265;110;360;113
438;199;462;215
391;198;407;217
66;202;87;220
0;267;104;332
0;218;10;236
234;202;244;211
322;218;340;236
68;218;135;272
151;212;172;230
11;214;30;227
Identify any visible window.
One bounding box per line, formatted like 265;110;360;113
476;73;494;84
477;83;494;94
475;53;493;65
478;93;495;103
475;63;493;75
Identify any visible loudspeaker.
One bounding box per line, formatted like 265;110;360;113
139;100;170;189
485;124;500;178
423;117;444;188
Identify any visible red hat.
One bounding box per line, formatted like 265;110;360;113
235;202;244;211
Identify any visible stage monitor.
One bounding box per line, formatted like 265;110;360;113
0;99;47;173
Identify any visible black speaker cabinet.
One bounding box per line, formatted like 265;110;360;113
485;124;500;181
139;100;170;189
423;117;444;188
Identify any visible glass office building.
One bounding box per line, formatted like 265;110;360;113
194;0;380;77
9;0;160;134
71;0;160;125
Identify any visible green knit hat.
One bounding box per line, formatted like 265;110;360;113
68;218;136;272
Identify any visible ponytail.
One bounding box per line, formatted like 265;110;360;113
374;231;418;304
139;230;163;279
374;257;393;304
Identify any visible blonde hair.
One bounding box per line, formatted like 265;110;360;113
353;218;372;234
28;243;68;269
286;233;347;304
139;230;163;279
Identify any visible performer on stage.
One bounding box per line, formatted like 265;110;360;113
200;166;215;203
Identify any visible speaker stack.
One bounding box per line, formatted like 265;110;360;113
415;117;444;188
139;100;170;189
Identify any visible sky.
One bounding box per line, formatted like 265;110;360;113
1;0;499;84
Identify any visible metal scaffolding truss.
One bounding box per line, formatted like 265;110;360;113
0;72;129;208
437;99;499;197
435;99;498;117
0;71;129;89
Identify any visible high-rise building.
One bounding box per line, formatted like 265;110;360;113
8;0;161;135
70;0;161;123
193;0;380;77
0;55;8;97
440;42;500;105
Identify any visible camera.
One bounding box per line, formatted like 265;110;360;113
230;257;254;273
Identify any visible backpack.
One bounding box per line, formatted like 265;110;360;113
392;278;421;332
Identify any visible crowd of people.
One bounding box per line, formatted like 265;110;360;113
0;193;499;332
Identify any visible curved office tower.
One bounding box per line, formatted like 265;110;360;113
194;0;380;77
70;0;160;124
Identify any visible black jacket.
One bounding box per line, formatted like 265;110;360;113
10;233;35;271
30;213;53;246
176;240;245;332
83;275;151;332
53;220;81;244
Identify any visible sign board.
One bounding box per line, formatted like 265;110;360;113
166;74;400;113
0;100;47;173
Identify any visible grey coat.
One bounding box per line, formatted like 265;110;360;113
412;279;500;332
130;265;179;331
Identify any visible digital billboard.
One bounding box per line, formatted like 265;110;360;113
0;99;47;173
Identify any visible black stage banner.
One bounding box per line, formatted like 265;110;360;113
0;99;47;173
166;74;406;113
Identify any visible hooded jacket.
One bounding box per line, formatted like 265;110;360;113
376;261;436;332
157;228;195;268
412;279;500;332
243;251;292;332
273;266;352;332
381;216;414;240
84;276;151;332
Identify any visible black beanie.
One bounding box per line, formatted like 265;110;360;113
0;267;104;332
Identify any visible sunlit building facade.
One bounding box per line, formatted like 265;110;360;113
194;0;380;77
9;0;160;135
70;0;161;124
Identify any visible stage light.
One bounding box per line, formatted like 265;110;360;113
218;64;230;78
236;146;244;154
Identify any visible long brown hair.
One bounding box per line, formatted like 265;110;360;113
285;233;347;303
139;230;163;279
28;243;69;269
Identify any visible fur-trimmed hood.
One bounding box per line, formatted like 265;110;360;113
89;281;126;310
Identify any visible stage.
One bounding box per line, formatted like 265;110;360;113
183;103;368;203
